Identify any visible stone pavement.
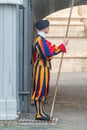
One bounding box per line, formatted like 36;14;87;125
0;72;87;130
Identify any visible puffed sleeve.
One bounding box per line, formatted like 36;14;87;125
45;40;66;56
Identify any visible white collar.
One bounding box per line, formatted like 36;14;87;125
38;31;46;38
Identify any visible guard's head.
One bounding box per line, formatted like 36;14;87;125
35;19;49;30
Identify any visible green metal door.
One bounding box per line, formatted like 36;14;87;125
16;0;34;113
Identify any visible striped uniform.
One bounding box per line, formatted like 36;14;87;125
31;35;66;101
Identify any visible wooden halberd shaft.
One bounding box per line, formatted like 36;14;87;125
50;0;75;119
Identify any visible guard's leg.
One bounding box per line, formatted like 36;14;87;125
35;101;50;121
40;101;50;119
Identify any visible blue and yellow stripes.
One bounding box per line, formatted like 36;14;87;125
31;35;66;102
31;66;50;101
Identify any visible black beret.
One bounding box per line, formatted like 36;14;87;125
35;20;49;30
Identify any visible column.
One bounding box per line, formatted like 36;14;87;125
78;5;87;31
0;5;17;120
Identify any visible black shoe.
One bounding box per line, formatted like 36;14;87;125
43;111;50;118
35;114;50;121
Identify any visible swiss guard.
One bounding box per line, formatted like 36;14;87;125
31;19;69;121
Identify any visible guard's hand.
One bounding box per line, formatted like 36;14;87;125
64;38;69;46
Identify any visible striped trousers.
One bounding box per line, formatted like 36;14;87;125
31;66;50;101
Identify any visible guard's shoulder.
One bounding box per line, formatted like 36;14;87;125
34;35;41;45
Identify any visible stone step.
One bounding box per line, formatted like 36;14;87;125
47;12;82;22
50;21;84;25
46;12;85;37
47;24;84;37
47;20;84;37
47;16;82;23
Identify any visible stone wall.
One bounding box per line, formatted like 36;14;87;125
45;6;87;72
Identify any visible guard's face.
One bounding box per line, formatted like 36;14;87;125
43;27;49;34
